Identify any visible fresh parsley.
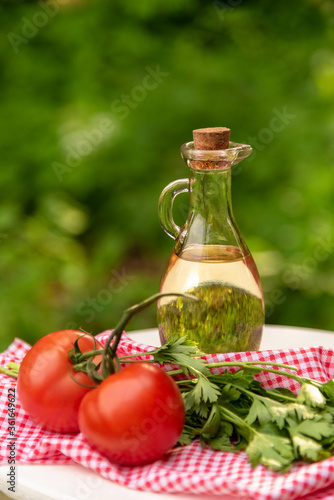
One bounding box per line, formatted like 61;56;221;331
120;335;334;471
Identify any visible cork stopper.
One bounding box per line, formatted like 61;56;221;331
190;127;231;170
193;127;231;150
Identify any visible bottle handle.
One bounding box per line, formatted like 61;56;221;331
158;178;189;239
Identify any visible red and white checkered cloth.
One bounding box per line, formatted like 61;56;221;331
1;332;334;500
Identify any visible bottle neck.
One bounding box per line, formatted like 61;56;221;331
179;168;248;251
190;168;232;219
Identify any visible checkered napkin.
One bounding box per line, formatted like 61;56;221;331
1;333;334;500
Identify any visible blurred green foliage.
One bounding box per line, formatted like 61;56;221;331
0;0;334;350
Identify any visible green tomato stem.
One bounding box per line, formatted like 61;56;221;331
75;348;105;362
101;292;197;379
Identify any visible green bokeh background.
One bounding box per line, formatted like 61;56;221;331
0;0;334;350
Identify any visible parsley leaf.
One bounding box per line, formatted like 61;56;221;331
183;374;221;411
269;403;316;429
246;432;294;471
151;336;209;375
297;382;326;408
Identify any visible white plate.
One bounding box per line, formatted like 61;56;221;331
1;324;334;500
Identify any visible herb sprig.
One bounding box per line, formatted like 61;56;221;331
121;335;334;471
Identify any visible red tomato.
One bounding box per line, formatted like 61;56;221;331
79;362;185;466
17;330;102;433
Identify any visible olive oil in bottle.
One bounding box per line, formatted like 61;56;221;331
158;244;264;353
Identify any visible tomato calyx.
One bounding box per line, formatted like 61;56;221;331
68;334;105;385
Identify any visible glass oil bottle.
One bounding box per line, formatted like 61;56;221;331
157;127;264;354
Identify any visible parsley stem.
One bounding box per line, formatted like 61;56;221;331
165;368;184;376
0;363;19;378
236;365;303;382
7;362;20;370
118;346;300;372
219;405;252;431
206;361;298;371
118;359;156;364
266;389;296;402
119;352;156;360
165;363;302;381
